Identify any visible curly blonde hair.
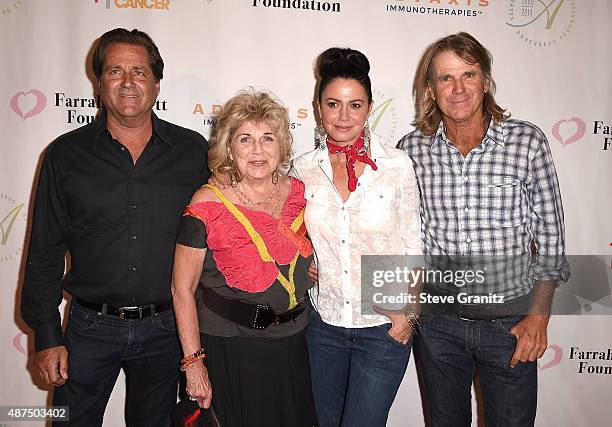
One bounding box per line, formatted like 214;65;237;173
208;89;293;180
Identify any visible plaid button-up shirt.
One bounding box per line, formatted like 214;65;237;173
398;119;569;296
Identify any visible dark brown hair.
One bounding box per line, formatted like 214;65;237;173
92;28;164;81
316;47;372;103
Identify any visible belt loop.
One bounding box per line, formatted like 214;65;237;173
150;303;156;316
101;303;108;316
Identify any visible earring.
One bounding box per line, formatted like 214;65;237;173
363;122;371;149
315;124;327;145
230;170;238;187
272;170;279;185
228;155;239;187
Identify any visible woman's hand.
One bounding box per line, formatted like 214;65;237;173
373;306;414;345
185;360;213;409
386;313;413;345
308;260;318;284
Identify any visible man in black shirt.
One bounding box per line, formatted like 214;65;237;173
21;28;209;426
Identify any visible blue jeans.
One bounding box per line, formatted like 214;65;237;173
306;310;412;427
415;314;537;427
52;301;181;426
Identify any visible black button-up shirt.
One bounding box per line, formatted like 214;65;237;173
21;112;209;351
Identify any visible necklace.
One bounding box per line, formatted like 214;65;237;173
232;182;282;217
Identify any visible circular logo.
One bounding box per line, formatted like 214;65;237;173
1;0;26;17
0;193;27;264
370;89;399;147
506;0;576;47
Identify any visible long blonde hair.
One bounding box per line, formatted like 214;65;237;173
412;32;509;135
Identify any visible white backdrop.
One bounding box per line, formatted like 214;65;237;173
1;1;611;426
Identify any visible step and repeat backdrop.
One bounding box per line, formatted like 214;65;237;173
1;1;610;426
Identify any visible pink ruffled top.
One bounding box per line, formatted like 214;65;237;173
183;177;312;293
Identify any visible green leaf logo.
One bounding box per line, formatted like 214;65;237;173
1;203;24;245
370;97;394;134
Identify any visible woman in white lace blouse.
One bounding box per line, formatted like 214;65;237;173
292;47;422;427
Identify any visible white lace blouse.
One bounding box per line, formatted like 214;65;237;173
292;134;422;328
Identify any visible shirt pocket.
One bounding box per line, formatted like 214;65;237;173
483;177;525;228
304;184;332;224
358;187;395;231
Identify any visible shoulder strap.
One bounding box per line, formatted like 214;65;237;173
204;184;300;309
290;209;305;232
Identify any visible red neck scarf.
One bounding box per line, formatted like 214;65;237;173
326;132;377;192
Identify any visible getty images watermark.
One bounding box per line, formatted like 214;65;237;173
370;263;506;305
361;255;611;317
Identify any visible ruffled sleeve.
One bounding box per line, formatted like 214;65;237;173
278;178;313;257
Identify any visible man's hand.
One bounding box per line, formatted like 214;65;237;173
36;346;68;386
509;314;549;368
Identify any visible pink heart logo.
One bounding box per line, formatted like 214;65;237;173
10;89;47;120
12;332;27;356
552;117;586;146
538;344;563;372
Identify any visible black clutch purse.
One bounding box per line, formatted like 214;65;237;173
171;399;221;427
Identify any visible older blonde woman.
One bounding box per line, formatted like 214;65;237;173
172;90;317;427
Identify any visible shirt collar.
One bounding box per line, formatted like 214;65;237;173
484;119;505;147
431;118;506;148
93;110;172;150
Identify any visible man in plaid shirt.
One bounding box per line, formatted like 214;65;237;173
398;32;568;427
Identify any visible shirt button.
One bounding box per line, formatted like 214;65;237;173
464;207;469;213
131;266;137;272
131;235;137;240
463;176;469;182
344;270;349;274
341;207;345;211
345;300;350;305
120;146;126;151
131;204;137;209
466;237;472;243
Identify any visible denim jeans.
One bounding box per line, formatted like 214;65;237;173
415;314;537;427
306;309;412;427
52;301;181;427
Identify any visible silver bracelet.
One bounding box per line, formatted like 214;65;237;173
403;306;420;329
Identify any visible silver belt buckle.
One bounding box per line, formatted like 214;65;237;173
118;306;139;320
458;305;476;322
